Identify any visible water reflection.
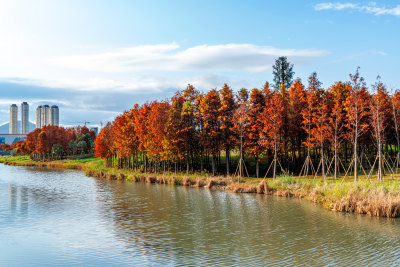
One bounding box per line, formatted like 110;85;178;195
94;180;400;266
8;184;28;217
0;163;399;266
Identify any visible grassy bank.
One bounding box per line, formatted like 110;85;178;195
1;155;400;218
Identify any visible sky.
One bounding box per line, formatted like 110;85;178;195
0;0;399;128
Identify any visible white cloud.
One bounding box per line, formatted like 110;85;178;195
49;43;326;73
314;2;400;16
314;3;358;11
0;42;327;125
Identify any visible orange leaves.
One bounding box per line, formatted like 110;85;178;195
301;73;321;148
199;89;222;156
245;88;265;159
288;78;306;147
36;131;49;155
21;125;97;159
163;95;185;162
232;89;249;131
112;111;135;158
26;125;73;155
90;69;399;177
95;122;113;158
0;143;11;151
299;72;334;149
147;101;170;161
328;81;348;146
370;78;392;143
260;91;284;149
135;103;150;152
343;69;371;142
219;84;236;150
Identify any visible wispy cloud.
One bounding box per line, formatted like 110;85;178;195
0;42;327;125
328;50;387;64
314;2;400;16
49;43;327;73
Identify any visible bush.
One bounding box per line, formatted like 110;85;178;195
10;149;17;156
278;174;294;184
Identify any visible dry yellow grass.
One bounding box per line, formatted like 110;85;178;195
3;156;400;218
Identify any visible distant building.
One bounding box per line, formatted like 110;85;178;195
36;105;59;128
43;105;50;126
50;105;59;126
36;105;42;129
89;127;98;134
9;104;18;134
21;102;29;134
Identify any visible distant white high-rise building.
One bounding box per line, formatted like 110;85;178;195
42;105;50;126
36;105;60;128
36;105;42;129
50;105;59;126
21;102;29;134
9;104;18;134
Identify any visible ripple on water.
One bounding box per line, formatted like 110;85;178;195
0;164;399;266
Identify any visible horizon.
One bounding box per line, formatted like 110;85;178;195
0;0;399;125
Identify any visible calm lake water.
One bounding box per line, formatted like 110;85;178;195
0;164;399;266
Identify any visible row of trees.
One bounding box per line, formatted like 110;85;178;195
0;143;11;151
15;125;96;160
95;67;400;181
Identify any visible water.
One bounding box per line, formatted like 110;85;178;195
0;164;399;266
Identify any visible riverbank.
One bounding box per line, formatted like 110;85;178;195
1;155;400;218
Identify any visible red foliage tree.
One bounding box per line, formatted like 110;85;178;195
260;91;284;179
199;89;222;176
370;77;392;180
232;89;249;178
328;81;349;179
95;122;114;166
163;94;185;170
288;78;306;161
146;101;170;172
245;88;265;178
219;83;236;176
344;68;371;182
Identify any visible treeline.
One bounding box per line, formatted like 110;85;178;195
95;67;400;181
0;143;11;151
14;125;96;160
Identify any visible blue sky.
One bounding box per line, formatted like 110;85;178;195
0;0;399;128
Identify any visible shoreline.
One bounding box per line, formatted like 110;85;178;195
1;156;400;218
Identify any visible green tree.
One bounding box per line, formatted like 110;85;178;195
52;144;63;159
272;56;295;91
68;140;77;155
77;134;94;154
77;141;87;154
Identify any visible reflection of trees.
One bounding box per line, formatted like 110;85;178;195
95;180;277;265
262;196;400;266
95;180;400;266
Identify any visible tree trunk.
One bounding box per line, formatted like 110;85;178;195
321;143;325;182
273;139;277;180
200;153;203;172
354;127;358;182
256;159;259;178
378;140;383;181
186;157;189;175
212;155;216;176
226;148;230;176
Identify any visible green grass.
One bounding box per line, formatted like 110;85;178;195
0;155;31;163
2;155;400;217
